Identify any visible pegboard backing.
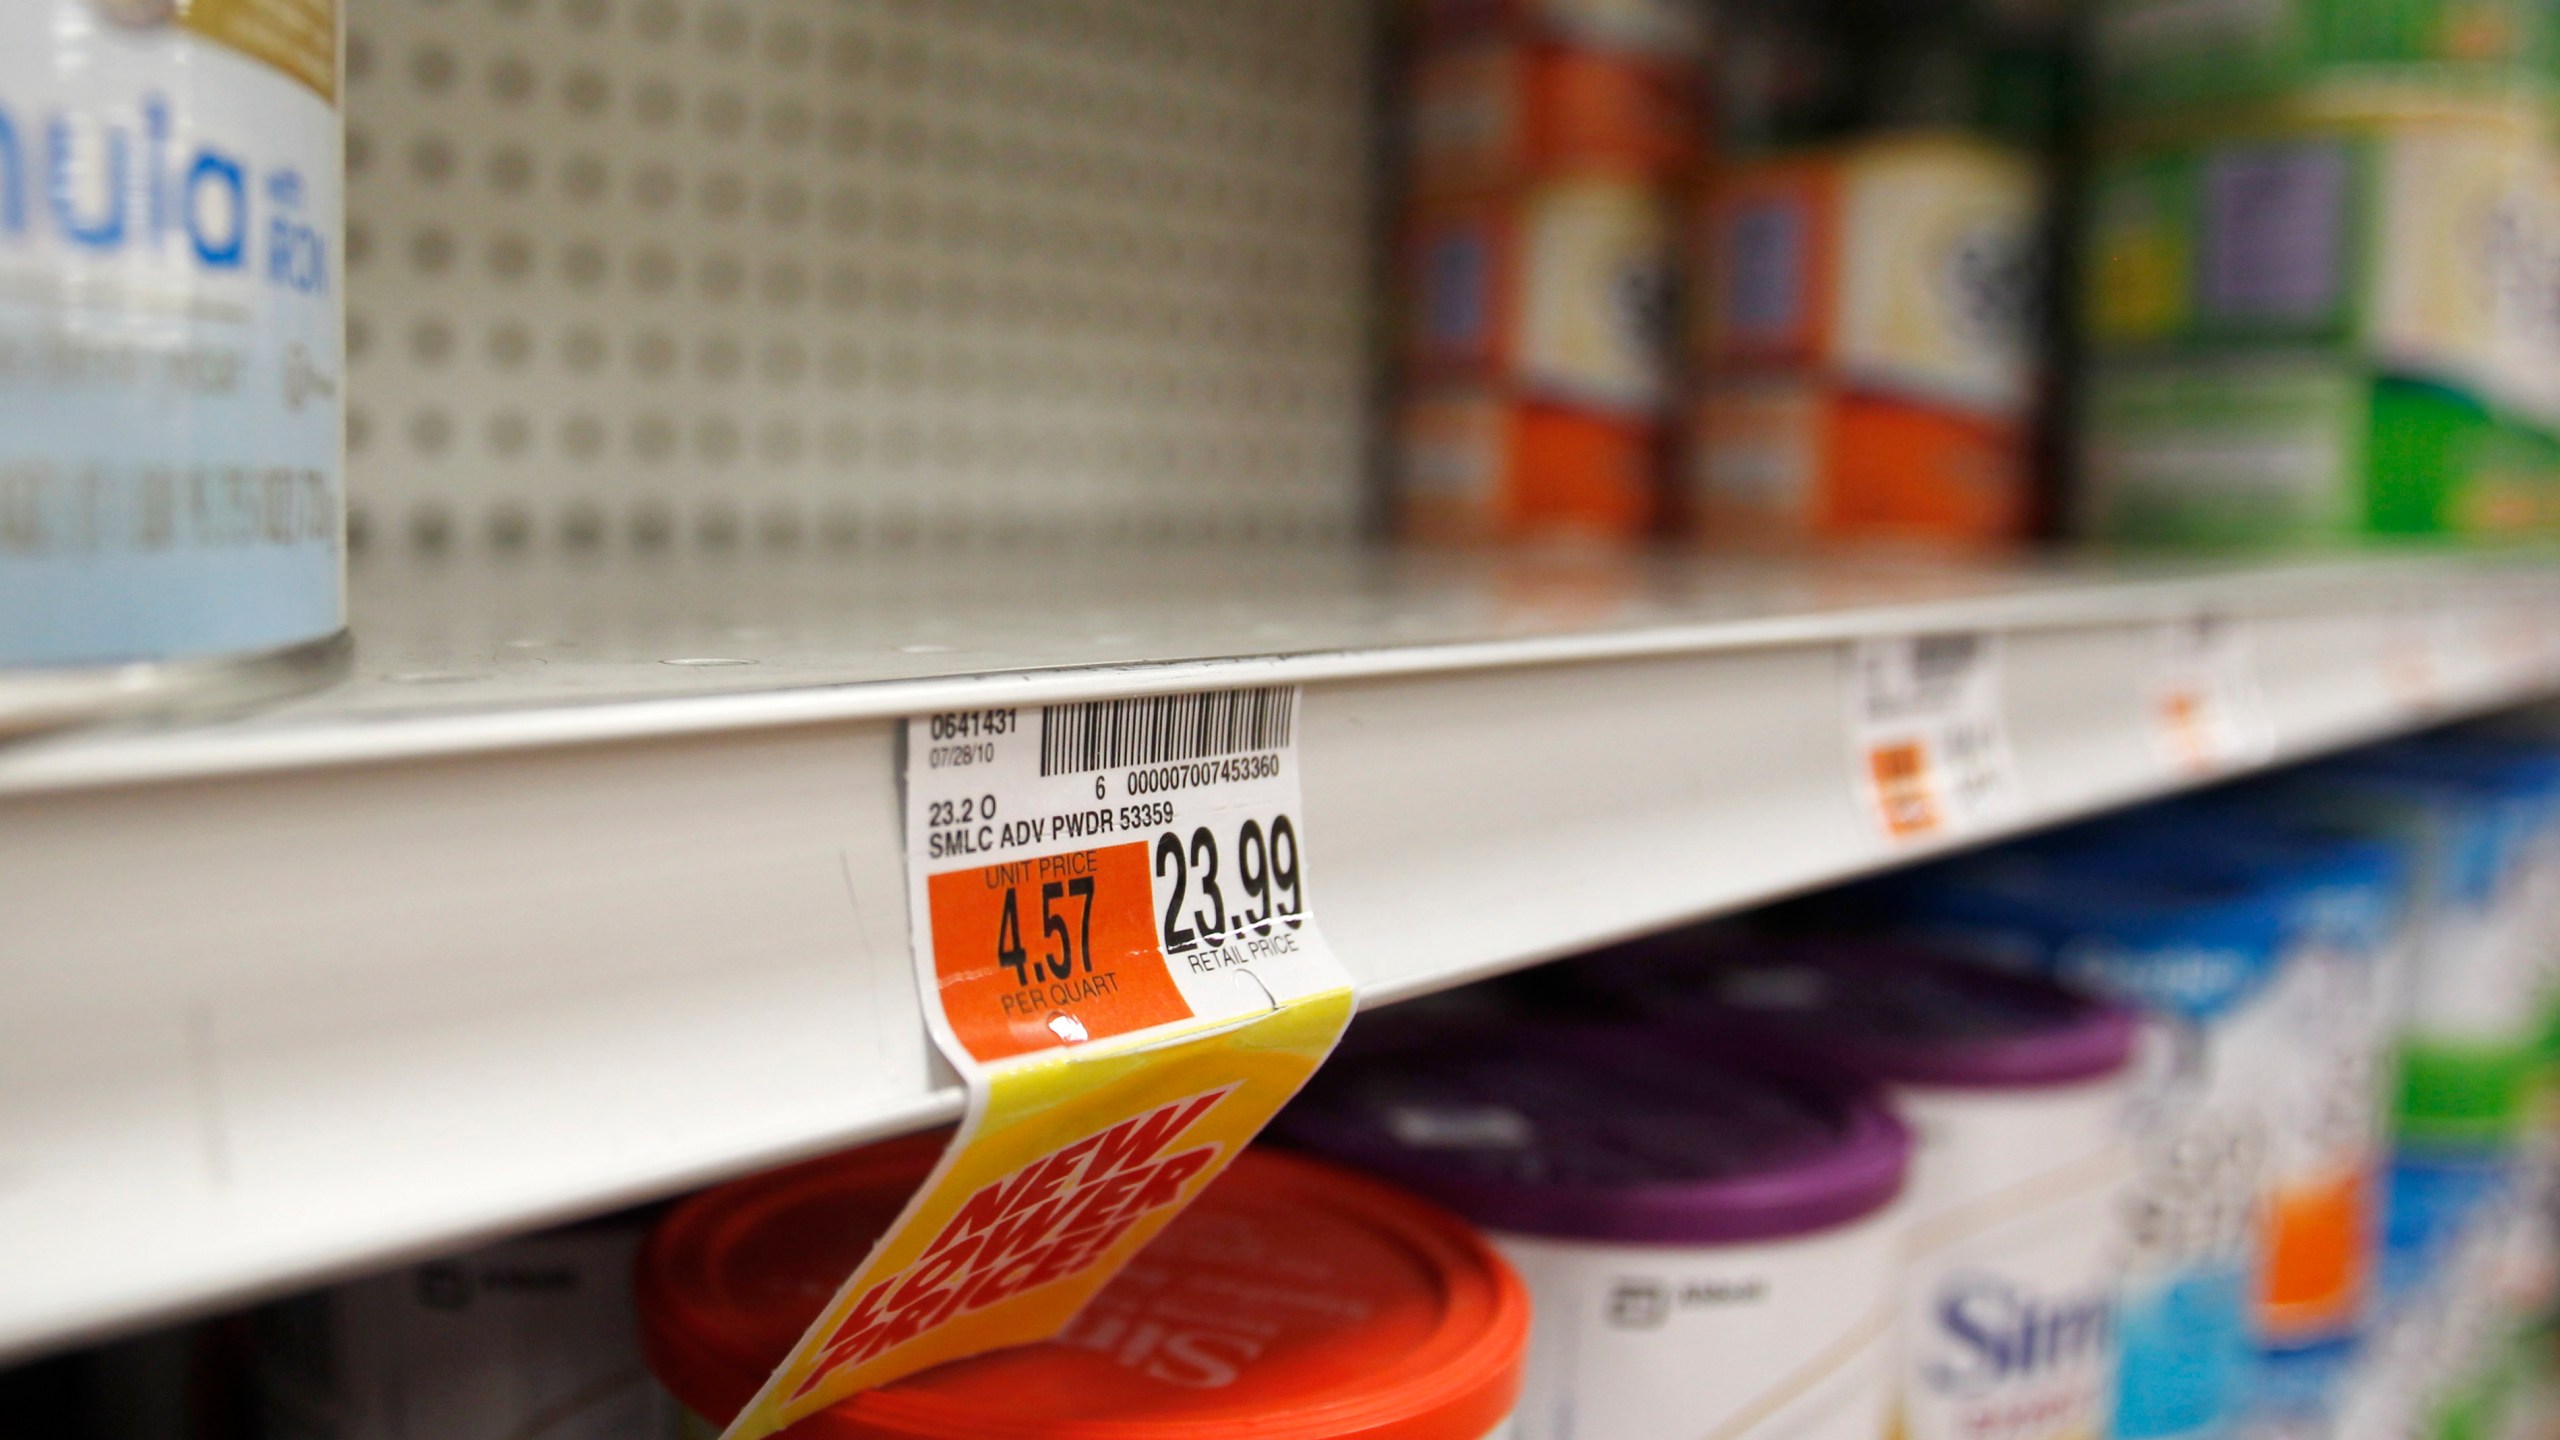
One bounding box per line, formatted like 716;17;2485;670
345;0;1379;555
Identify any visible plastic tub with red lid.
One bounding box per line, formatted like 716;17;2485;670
637;1135;1531;1440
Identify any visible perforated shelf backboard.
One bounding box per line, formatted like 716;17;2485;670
345;0;1379;556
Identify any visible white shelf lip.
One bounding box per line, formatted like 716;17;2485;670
3;547;2550;796
2;544;2558;1363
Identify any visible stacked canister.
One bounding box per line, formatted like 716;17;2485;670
1393;0;1706;544
1682;0;2061;552
1872;816;2404;1440
1278;939;2141;1440
2077;0;2560;547
1840;724;2560;1440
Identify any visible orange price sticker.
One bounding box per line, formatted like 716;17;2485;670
928;843;1194;1063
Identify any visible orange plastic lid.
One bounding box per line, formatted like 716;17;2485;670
638;1137;1530;1440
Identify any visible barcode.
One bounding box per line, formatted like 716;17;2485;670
1039;687;1297;776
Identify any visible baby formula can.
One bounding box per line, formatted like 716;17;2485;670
2167;799;2413;1348
1578;936;2138;1440
251;1215;675;1440
0;0;346;733
1278;1021;1912;1440
639;1136;1531;1440
2279;743;2560;1150
1885;845;2305;1440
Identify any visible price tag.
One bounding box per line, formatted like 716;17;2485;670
722;686;1355;1439
2152;615;2274;777
1847;633;2022;845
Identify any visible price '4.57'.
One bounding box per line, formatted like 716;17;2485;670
993;877;1096;989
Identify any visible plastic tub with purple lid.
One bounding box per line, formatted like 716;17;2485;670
1572;934;2138;1440
1277;1021;1912;1440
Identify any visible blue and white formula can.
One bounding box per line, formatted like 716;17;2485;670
0;0;345;731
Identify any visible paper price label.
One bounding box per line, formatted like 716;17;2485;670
2153;615;2274;777
722;686;1355;1439
1847;634;2021;844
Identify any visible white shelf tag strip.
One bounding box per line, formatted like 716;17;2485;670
1846;633;2022;846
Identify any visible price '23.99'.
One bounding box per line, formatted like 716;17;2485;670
1155;815;1301;955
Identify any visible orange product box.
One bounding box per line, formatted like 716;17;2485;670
1693;134;2041;418
1685;376;2029;549
1411;39;1703;195
1401;385;1665;544
1402;176;1678;414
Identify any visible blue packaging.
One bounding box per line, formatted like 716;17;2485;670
2380;1152;2513;1308
1890;842;2297;1440
2242;1338;2358;1440
2267;746;2560;1149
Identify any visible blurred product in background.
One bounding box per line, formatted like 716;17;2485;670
1810;723;2560;1440
2078;0;2560;548
635;1137;1531;1440
1689;0;2066;553
249;1216;671;1440
1688;133;2043;550
1395;0;1701;543
1279;1023;1911;1440
2087;0;2560;118
2079;103;2560;546
1391;0;2560;554
0;0;349;733
1872;844;2314;1440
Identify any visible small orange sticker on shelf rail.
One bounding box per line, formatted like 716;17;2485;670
1867;741;1939;841
717;687;1355;1440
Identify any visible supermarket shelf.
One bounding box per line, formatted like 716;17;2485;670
3;543;2557;1360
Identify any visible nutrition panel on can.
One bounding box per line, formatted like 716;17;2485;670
1495;1207;1903;1440
1898;1081;2128;1440
2249;910;2392;1343
2110;1011;2267;1440
0;0;343;670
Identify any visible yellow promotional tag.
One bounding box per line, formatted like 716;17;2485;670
720;687;1356;1440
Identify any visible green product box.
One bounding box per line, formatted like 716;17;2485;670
2091;0;2559;116
2082;102;2560;420
2080;354;2560;546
